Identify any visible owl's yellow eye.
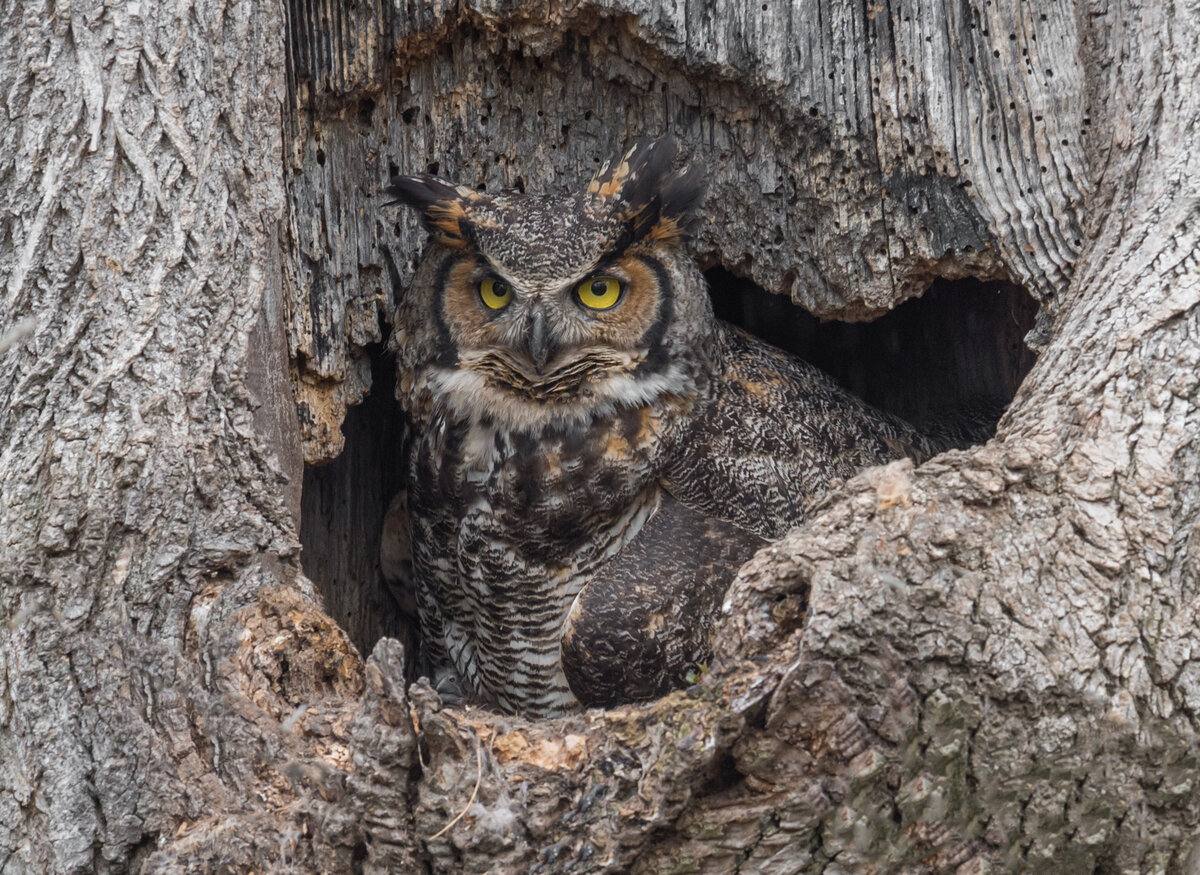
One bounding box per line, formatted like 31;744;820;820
575;277;623;310
478;279;512;310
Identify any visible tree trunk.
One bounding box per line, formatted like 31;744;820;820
1;0;1197;872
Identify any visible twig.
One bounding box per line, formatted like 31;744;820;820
428;732;484;840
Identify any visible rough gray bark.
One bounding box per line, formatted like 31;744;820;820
0;1;1197;874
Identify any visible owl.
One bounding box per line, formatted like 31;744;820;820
387;138;953;717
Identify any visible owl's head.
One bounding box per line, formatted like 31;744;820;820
389;138;713;430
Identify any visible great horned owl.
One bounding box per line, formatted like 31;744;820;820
387;138;952;717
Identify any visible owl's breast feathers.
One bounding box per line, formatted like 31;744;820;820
407;399;686;714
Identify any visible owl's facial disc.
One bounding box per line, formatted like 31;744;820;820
389;136;710;426
440;254;663;403
511;275;629;374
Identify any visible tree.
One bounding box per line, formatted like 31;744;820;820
1;0;1197;871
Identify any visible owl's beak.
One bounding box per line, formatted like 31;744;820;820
526;309;555;373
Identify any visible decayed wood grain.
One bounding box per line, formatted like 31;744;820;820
1;0;1198;872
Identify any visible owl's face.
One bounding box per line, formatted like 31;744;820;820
391;139;715;430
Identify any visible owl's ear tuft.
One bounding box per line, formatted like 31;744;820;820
647;161;707;243
386;174;476;248
590;137;707;245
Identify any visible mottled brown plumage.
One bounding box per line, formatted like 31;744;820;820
560;491;764;707
386;138;960;717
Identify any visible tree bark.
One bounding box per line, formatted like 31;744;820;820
1;0;1197;873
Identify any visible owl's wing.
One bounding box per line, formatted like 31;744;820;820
663;324;941;540
560;489;765;709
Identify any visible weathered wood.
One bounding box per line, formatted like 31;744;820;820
0;0;1197;872
0;0;319;870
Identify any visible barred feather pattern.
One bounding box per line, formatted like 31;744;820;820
408;403;678;715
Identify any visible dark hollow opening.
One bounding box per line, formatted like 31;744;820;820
300;344;419;664
706;268;1038;430
300;271;1038;662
